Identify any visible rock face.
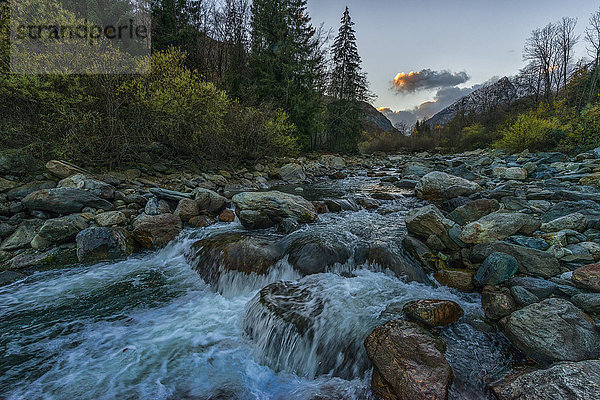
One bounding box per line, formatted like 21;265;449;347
364;319;453;400
474;252;518;286
503;298;600;365
472;241;563;279
278;163;306;184
492;360;600;400
76;227;134;263
459;212;538;244
415;172;479;202
403;300;464;327
132;214;182;249
232;191;318;229
187;233;282;284
23;188;113;214
571;263;600;292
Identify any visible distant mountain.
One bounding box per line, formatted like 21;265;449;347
361;101;400;134
424;77;527;127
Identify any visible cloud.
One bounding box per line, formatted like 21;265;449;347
380;79;499;129
392;69;470;93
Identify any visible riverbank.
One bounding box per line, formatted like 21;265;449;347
1;148;600;399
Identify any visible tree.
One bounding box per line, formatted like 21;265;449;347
249;0;326;150
524;23;559;102
586;7;600;67
325;6;369;152
557;17;579;95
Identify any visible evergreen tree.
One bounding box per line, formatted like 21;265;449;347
325;6;369;152
249;0;326;150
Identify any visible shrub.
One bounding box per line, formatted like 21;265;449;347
497;112;565;152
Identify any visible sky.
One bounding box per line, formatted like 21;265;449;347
307;0;600;126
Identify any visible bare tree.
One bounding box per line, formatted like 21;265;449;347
586;7;600;67
557;17;579;94
524;23;559;102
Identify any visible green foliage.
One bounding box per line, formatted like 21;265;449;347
497;111;564;152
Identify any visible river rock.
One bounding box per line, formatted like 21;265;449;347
402;236;439;271
474;252;518;286
6;181;56;201
132;213;182;249
364;319;453;400
279;163;306;184
0;270;26;286
76;227;134;263
232;191;317;229
354;242;430;283
447;199;500;226
509;285;539;307
144;196;171;215
0;219;43;251
503;167;528;181
188;233;282;284
173;198;200;222
459;212;537;244
58;174;115;199
433;269;475;292
481;285;516;321
194;188;228;214
472;242;563;279
22;188;113;214
30;214;89;250
503;298;600;365
283;234;352;275
95;211;127;227
149;188;194;202
541;213;588;233
491;360;600;400
415;171;480;202
542;200;600;223
571;293;600;315
405;205;456;249
10;245;77;270
571;263;600;292
403;300;464;327
45;160;88;178
218;209;235;222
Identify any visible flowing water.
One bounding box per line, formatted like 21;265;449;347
0;173;519;400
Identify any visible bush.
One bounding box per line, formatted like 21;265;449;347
497;112;565;152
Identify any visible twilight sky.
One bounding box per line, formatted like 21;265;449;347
308;0;599;124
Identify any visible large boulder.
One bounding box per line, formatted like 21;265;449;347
447;198;500;226
194;188;228;214
403;300;464;327
282;234;352;275
541;212;588;233
187;233;282;285
459;212;539;244
57;174;115;199
415;171;479;202
542;200;600;223
481;285;516;321
472;241;564;279
405;205;457;249
503;298;600;365
232;191;317;229
364;319;453;400
354;242;430;283
173;198;200;222
132;213;182;249
76;227;134;263
30;214;90;250
491;360;600;400
278;163;306;184
22;188;113;214
571;263;600;292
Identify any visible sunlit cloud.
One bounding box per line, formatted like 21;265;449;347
392;69;470;93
